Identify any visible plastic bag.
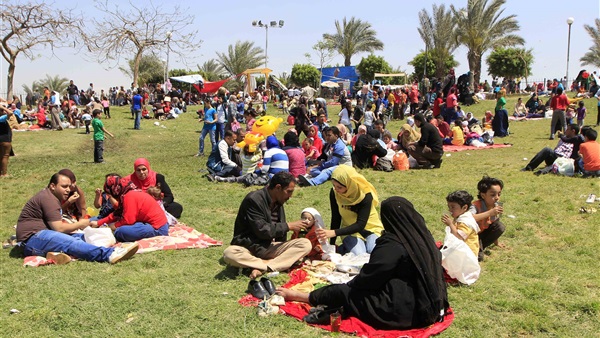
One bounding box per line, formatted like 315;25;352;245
440;227;480;285
392;151;409;171
552;157;575;176
84;227;116;247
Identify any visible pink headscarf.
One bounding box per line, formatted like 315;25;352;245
127;158;157;191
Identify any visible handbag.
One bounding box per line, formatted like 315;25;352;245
440;227;480;285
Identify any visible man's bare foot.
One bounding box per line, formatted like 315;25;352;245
495;242;506;248
275;287;310;303
249;269;263;279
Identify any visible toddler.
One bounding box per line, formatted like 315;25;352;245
382;131;397;150
93;187;116;219
442;190;480;257
469;176;505;261
147;185;178;226
576;101;586;127
302;137;320;161
291;208;334;261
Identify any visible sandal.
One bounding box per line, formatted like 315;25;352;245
579;206;597;214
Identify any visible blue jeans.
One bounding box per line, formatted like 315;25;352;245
199;128;216;154
215;163;239;177
215;122;225;142
340;234;379;255
70;94;81;106
23;230;114;262
308;166;337;186
113;222;168;242
133;109;141;129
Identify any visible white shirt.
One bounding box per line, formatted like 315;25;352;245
339;108;351;125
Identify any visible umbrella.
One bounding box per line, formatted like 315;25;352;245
321;81;339;88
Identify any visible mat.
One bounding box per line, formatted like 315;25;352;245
443;143;512;152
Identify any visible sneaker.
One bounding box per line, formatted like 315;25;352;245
297;175;312;187
194;153;204;157
206;174;215;182
108;242;139;264
46;252;71;265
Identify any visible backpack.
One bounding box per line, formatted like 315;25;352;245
392;151;409;171
373;157;394;172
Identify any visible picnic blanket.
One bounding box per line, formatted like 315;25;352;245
508;116;544;121
22;224;222;267
239;268;454;338
443;143;512;152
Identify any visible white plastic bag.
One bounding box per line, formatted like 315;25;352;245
84;227;116;247
440;227;480;285
552;157;575;176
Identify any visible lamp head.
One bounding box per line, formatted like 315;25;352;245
252;20;257;26
166;31;172;38
279;20;284;27
258;20;263;27
567;17;574;25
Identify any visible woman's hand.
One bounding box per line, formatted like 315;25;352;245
89;220;99;228
68;191;80;204
316;228;335;241
441;214;454;227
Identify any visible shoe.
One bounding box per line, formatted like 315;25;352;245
46;252;71;265
260;277;276;295
520;167;531;172
303;306;343;325
194;153;203;157
432;159;443;169
108;242;139;264
206;174;215;182
549;136;555;140
248;280;270;299
534;170;543;176
297;175;312;187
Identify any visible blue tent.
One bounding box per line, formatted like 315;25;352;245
319;66;359;94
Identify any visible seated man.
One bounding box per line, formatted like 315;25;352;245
579;128;600;177
222;172;311;279
521;124;584;175
16;172;138;264
407;113;444;169
297;126;352;187
206;130;240;179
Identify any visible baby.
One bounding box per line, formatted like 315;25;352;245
147;185;178;226
291;208;334;261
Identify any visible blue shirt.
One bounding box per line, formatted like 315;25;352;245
132;94;142;110
203;108;216;130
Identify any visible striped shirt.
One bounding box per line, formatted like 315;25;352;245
262;148;289;176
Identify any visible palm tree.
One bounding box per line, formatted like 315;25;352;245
418;4;459;79
277;72;291;88
216;40;264;76
323;17;384;67
197;59;224;81
580;19;600;68
451;0;524;89
36;75;69;94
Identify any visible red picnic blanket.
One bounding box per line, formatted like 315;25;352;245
443;143;512;152
22;224;222;267
239;269;454;338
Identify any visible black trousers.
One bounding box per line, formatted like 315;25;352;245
94;140;104;163
478;220;506;261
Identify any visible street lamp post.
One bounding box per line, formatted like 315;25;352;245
252;20;284;69
165;31;172;84
566;17;574;89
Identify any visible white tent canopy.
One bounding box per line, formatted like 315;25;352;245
169;74;205;84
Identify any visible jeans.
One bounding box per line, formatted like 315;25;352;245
214;163;239;177
113;222;169;242
94;140;104;163
70;94;81;106
199;128;216;155
215;122;225;142
308;166;337;186
340;234;379;255
133;109;141;129
23;230;114;262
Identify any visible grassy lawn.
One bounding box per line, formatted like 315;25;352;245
1;96;599;337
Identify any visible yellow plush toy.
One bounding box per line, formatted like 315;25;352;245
252;116;283;136
236;132;265;153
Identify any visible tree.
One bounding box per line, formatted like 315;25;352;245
305;40;336;83
451;0;524;90
356;55;392;83
486;47;533;81
36;74;69;94
408;52;458;81
417;4;459;79
323;17;384;66
580;19;600;68
88;0;201;88
197;60;225;82
119;54;164;87
290;64;320;88
0;2;84;98
277;72;291;88
216;40;264;76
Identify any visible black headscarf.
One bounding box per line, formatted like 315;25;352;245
380;196;449;323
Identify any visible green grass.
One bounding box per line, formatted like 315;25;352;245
1;96;599;337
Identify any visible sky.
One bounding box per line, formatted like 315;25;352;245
1;0;599;96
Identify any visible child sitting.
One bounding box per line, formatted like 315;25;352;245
445;119;465;146
382;131;397;150
302;137;320;163
290;208;334;261
442;190;480;258
214;144;262;183
469;176;505;261
93;187;116;220
146;185;178;226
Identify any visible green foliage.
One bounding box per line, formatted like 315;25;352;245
119;54;164;86
168;69;195;78
356;55;392;83
408;52;458;81
487;47;534;79
580;18;600;68
33;74;69;94
197;59;225;82
290;63;319;88
216;40;264;76
323;16;384;66
417;4;459;78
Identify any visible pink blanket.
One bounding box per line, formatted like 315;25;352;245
23;224;222;267
443;143;512;152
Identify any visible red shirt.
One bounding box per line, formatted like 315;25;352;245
98;191;167;229
446;94;457;109
433;97;444;117
550;94;569;110
580;141;600;171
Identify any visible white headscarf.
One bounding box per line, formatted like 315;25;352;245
300;207;324;229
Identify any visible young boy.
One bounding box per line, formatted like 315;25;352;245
469;176;505;261
81;110;92;134
91;110;114;163
579;128;600;177
442;190;480;257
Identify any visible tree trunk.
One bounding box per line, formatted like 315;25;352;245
344;55;351;67
132;49;143;88
6;60;15;98
467;50;480;93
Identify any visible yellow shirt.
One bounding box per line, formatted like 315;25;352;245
450;126;465;146
388;93;396;105
338;199;384;240
456;222;479;257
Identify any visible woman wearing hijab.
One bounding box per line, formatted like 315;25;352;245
336;123;353;145
351;129;387;169
316;166;384;255
90;175;168;242
397;123;420;152
125;158;183;218
277;196;449;330
57;169;87;220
